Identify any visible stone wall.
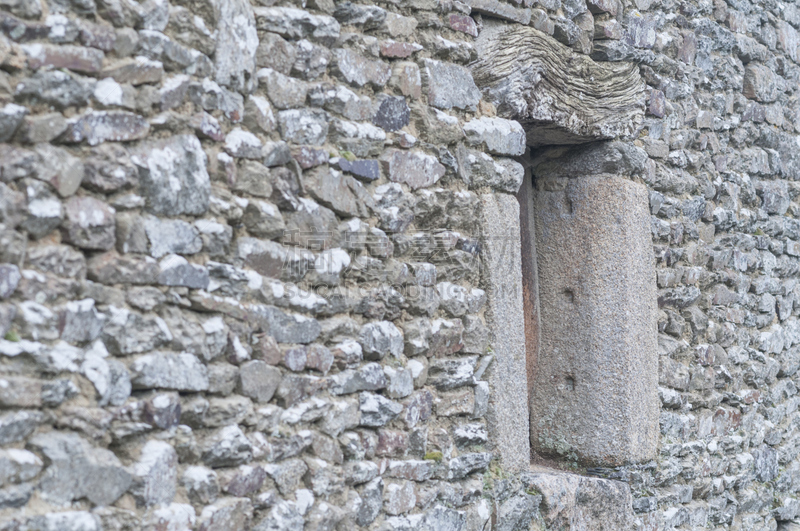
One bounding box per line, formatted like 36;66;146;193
0;0;799;529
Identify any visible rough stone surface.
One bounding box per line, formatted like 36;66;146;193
132;135;210;216
359;391;403;426
465;0;532;24
531;172;659;466
22;43;104;73
457;146;524;193
0;265;20;300
131;352;210;392
522;469;636;530
1;0;798;528
215;0;258;93
100;57;164;86
254;7;340;46
32;144;85;198
28;431;132;506
373;96;410;132
380;149;445;190
144;216;202;258
15;70;92;109
479;193;530;473
278;109;329;145
0;104;26;142
158;255;209;289
333;48;391;88
472;23;645;146
359;321;403;360
238;360;282;403
64;111;150;145
62;196;116;250
329;362;387;395
304;166;373;218
131;440;178;507
463;117;526;156
183;466;219;505
201;425;253;468
422;59;481;111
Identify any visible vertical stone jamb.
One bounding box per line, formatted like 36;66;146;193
479;193;531;472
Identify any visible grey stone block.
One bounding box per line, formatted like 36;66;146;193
530;173;658;466
214;0;258;93
238;360;282;403
62;196;116;250
28;431;132;506
521;468;635;530
422;59;481;111
131;440;178;507
133;135;211;216
479;193;530;473
131;351;210;392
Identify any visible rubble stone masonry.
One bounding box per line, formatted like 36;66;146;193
0;0;799;529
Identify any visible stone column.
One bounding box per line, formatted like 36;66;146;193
529;166;659;466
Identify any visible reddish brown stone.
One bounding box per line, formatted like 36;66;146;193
101;57;164;86
305;344;334;374
79;21;116;51
647;89;666;118
402;390;434;427
23;43;104;74
292;146;329;169
332;342;363;369
448;14;478;37
254;333;282;365
428;319;464;357
711;407;741;436
380;40;423;59
376;429;408;457
594;18;622;40
678;31;697;65
389;62;422;99
740;389;761;405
